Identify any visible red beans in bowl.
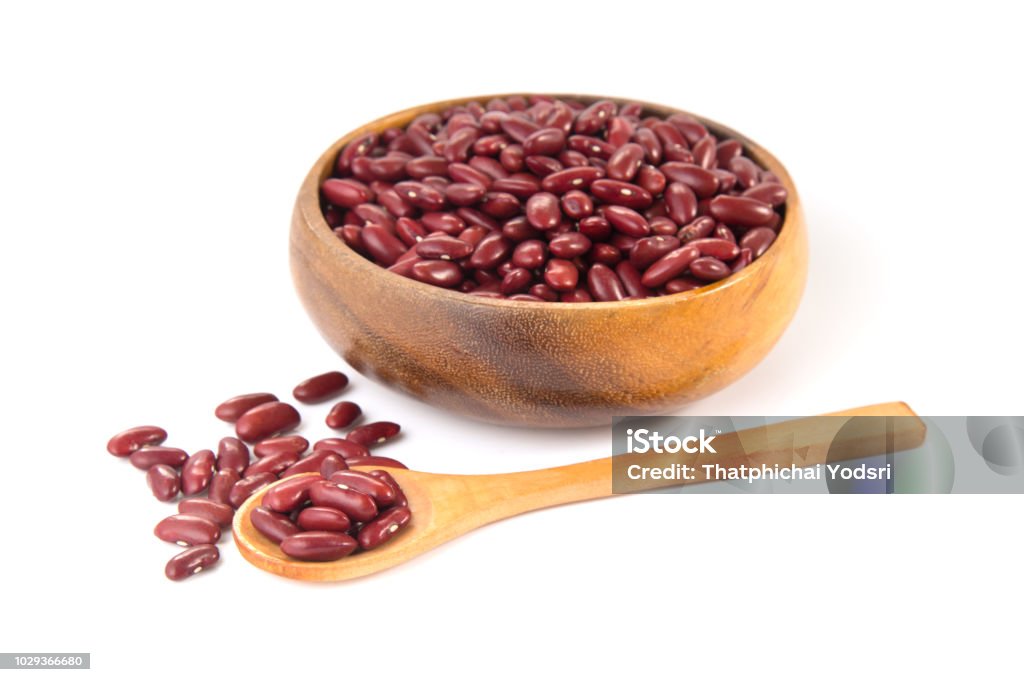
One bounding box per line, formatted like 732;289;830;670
322;97;786;300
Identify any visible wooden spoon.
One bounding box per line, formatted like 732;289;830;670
234;402;923;581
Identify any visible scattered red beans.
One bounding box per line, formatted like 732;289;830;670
235;401;301;443
107;425;167;456
106;371;409;581
165;545;220;581
326;401;362;430
214;393;278;423
322;97;786;300
292;371;349;403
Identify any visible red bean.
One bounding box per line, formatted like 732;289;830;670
590;179;652;209
728;156;761;189
282;450;344;478
235;401;300;443
574;100;616;135
252;436;307;460
590;242;622;265
606;143;645;181
678;216;716;242
578;215;611;241
309;480;378;522
445;182;486;205
630;235;681;270
321;178;373;208
154;514;221;546
540;166;603;194
147;464;180;502
492;174;541;198
336;133;377;175
692;135;717;169
688;238;741;261
469;156;509;180
616;261;652;298
739;227;777;257
690;257;732;281
280;531;359;561
250;506;301;544
742;182;788;207
641;245;701;288
313;438;370;460
606;116;635;148
325;401;362;430
603;205;650;238
469;233;512;270
228;472;277;509
658;181;698;226
548;232;592;258
215;391;280;421
708;195;774;227
500;115;540;143
664;276;705;294
501;267;533;295
732;248;753;273
544;258;578;292
715;224;737;244
358;507;413;550
473;133;510;157
347;421;401;446
405;155;447;178
296;506;352;533
587;263;627;302
660;163;718;198
165;545;219;581
523;127;566;157
393;181;446;211
130;446;187;470
292;371;349;404
525;192;561;229
208;469;240;505
368;154;409;182
499;144;526;172
215;437;249;475
448;162;492;188
319;454;347;478
361;224;407;267
553;192;588;221
345;456;409;470
262;476;320;513
107;425;167;456
412;260;464;288
244;450;299;478
329;470;397;506
181;449;215;496
512;239;548;269
178;499;233;527
394;217;427;247
367;470;408;507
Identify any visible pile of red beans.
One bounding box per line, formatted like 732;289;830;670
106;371;410;580
322;96;786;301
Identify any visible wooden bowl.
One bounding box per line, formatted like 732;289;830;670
290;94;807;427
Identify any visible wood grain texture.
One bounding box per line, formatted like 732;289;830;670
290;94;809;427
234;402;922;582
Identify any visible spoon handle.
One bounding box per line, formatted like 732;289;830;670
468;402;922;520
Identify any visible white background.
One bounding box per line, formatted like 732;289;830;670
1;1;1021;679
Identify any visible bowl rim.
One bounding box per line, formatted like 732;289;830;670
295;92;802;311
